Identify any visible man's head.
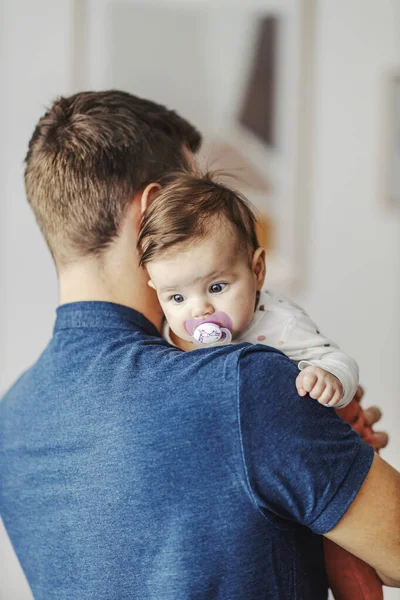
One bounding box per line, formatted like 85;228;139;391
137;172;266;345
24;90;201;268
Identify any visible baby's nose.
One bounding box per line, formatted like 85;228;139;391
192;301;214;320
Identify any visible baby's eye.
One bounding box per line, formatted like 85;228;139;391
171;294;185;304
209;283;227;294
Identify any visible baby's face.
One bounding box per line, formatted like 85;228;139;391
146;225;265;345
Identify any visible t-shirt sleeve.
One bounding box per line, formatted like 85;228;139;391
237;345;374;535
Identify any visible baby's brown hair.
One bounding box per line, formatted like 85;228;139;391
137;171;260;267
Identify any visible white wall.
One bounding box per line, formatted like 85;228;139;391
0;0;70;394
0;2;72;598
0;0;399;598
296;0;400;480
296;6;400;595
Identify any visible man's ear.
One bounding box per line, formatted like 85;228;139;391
252;247;266;291
140;182;161;216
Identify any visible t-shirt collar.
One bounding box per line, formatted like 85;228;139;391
54;301;160;337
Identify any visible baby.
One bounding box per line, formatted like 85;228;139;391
137;170;385;599
137;171;358;409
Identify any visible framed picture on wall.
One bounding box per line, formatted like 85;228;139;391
71;0;316;292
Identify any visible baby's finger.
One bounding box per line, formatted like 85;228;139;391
301;372;319;393
316;383;334;404
326;388;343;407
295;373;306;396
309;378;326;400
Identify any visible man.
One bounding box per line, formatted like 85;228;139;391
0;90;399;599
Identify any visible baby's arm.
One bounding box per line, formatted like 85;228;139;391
265;293;359;408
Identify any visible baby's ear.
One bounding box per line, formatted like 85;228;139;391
252;247;266;291
147;279;156;290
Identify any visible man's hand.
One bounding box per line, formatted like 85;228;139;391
296;366;343;406
353;385;389;451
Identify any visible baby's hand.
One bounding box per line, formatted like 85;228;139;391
296;366;343;406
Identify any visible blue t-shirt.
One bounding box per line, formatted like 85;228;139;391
0;302;374;599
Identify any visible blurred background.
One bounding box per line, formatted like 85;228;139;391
0;0;399;598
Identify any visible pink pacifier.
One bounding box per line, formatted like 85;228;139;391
185;312;233;346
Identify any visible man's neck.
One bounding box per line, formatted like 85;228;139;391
58;252;164;333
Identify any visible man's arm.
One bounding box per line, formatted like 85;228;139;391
324;453;400;586
238;347;398;585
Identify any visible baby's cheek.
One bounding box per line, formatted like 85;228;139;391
166;311;187;337
240;298;257;323
160;304;174;326
242;313;255;333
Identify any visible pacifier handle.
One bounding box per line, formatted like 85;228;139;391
219;327;232;344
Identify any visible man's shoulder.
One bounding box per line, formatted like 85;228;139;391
181;340;293;372
185;342;298;400
236;343;298;375
0;370;34;441
1;367;31;407
234;345;299;418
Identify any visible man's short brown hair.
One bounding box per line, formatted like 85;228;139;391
137;171;260;267
24;90;201;265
